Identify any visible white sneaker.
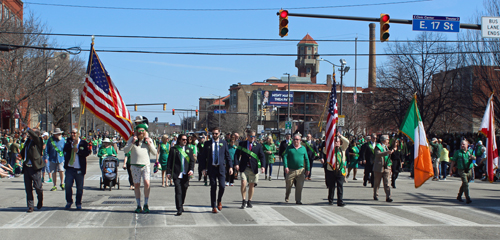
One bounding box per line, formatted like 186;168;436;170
225;182;229;186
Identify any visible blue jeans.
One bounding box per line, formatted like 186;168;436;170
65;167;85;205
440;162;449;179
267;162;273;177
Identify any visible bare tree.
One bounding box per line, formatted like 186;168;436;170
0;13;86;132
373;32;464;133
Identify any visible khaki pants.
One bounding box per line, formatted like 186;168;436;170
285;168;305;202
373;169;391;199
458;169;472;198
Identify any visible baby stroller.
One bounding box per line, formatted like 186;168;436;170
100;156;120;191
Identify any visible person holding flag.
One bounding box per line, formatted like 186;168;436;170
321;133;348;206
63;129;90;210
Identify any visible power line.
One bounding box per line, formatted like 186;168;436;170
1;31;496;43
24;0;431;11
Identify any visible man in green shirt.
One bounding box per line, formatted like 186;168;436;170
283;133;310;204
451;139;475;204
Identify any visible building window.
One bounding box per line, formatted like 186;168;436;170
308;47;311;50
308;56;311;59
307;68;310;73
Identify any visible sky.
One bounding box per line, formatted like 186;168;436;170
21;0;486;126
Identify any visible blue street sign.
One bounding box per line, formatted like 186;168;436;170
412;15;460;33
214;109;226;114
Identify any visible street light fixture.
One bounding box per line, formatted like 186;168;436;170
318;58;350;116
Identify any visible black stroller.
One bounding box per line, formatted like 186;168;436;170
100;156;120;191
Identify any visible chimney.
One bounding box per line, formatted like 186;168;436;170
368;23;377;88
326;74;332;88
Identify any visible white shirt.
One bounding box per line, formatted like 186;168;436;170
68;138;81;169
212;140;219;166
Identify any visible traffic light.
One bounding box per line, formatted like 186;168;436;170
278;9;289;38
195;109;198;116
172;109;175;115
380;13;390;42
163;104;166;111
134;104;137;111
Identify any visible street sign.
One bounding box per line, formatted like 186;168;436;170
337;115;345;127
285;121;292;129
481;17;500;38
214;109;226;114
257;125;264;134
412;15;460;33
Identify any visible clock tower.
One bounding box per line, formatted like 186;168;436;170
295;34;319;83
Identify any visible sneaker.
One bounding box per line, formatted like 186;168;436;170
204;181;208;186
7;175;14;179
51;186;57;191
135;206;142;213
469;180;475;183
442;178;446;181
47;178;53;183
247;200;253;208
76;205;82;210
225;182;229;186
65;203;72;209
432;178;439;181
60;184;65;190
353;178;357;180
143;204;150;213
229;183;234;186
41;177;44;182
240;200;247;209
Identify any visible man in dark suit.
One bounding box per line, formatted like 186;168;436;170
167;134;195;216
234;129;265;209
199;127;233;213
303;133;319;180
197;135;208;185
360;134;377;187
19;128;45;212
279;133;292;178
63;128;91;210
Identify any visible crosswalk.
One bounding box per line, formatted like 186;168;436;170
1;205;500;229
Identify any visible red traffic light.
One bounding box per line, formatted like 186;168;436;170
280;10;288;18
381;14;390;22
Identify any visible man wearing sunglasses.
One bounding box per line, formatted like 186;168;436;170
123;123;157;214
234;129;265;209
167;134;195;216
199;127;233;213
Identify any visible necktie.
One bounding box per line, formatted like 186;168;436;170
214;142;219;165
249;141;253;151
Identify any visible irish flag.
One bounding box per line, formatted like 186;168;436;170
399;95;434;188
479;94;498;183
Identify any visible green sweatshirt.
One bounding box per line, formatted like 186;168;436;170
283;145;310;171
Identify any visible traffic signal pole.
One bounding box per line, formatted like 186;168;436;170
285;12;481;30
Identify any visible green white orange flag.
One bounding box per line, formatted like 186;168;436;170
400;95;434;188
478;94;498;183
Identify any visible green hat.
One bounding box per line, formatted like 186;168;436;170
135;123;148;131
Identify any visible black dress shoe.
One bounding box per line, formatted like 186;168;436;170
373;197;379;201
363;181;367;187
27;207;34;213
296;201;303;205
466;198;472;204
240;200;247;209
176;210;182;216
37;201;43;210
328;201;334;205
457;195;464;202
386;198;393;202
247;200;253;208
337;203;346;207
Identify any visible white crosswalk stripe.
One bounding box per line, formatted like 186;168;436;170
1;205;500;229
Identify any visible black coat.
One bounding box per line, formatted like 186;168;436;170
20;129;45;171
360;141;377;167
167;145;196;179
63;138;91;175
199;139;233;176
234;140;265;174
279;139;291;157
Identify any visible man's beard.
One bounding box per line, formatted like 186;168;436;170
56;135;62;141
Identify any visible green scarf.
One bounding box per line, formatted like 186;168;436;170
237;145;261;168
50;137;64;157
376;143;392;168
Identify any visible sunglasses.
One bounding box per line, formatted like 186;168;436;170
250;136;256;138
294;139;301;141
137;130;145;133
181;138;188;141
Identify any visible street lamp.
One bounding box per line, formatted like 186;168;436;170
318;58;350;116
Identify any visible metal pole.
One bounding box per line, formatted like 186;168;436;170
340;65;344;116
247;95;250;127
218;95;221;129
355;36;358;106
287;73;291;122
44;44;48;133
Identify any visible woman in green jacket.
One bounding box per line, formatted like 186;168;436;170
98;138;117;167
263;136;278;181
156;135;171;187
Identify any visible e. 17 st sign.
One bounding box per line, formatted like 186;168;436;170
412;15;460;32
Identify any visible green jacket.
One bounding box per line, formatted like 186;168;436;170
452;149;473;170
263;143;278;164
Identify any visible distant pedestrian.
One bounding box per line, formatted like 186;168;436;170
373;135;394;202
451;139;475;204
156;135;170;187
390;139;404;188
46;128;66;191
263;136;277;181
63;129;90;210
346;140;359;181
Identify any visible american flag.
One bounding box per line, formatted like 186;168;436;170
325;76;338;168
80;44;132;140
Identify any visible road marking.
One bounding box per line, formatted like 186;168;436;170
189;206;231;226
295;206;357;225
67;207;111;228
349;206;421;226
395;206;480;226
245;206;293;225
3;210;55;228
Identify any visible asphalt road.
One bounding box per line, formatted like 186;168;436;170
1;150;500;240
